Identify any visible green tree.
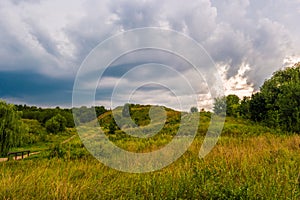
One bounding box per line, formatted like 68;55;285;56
45;114;67;134
72;106;96;124
190;106;198;113
275;79;300;132
226;94;240;117
252;63;300;132
238;96;251;118
213;96;226;116
108;119;117;134
0;101;24;156
249;92;267;122
95;106;107;117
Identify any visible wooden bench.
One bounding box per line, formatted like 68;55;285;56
7;150;30;161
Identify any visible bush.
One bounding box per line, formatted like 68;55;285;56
48;144;66;159
45;114;67;134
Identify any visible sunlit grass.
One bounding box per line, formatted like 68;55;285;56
1;133;299;199
1;108;299;199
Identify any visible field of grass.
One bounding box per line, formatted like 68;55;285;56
0;107;299;199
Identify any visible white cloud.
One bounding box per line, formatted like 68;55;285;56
0;0;83;77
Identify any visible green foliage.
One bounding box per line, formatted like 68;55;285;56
99;105;182;139
237;96;251;118
249;92;268;122
0;101;26;156
1;103;300;199
22;119;46;135
16;105;75;128
213;96;226;116
221;117;283;136
48;143;66;159
257;63;300;132
95;106;107;117
213;95;240;117
99;105;154;129
210;63;300;134
190;106;198;113
108;119;117;134
72;106;94;124
47;136;89;160
73;106;107;124
45;114;67;134
226;94;240;117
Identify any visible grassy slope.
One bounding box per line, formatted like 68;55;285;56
0;106;299;199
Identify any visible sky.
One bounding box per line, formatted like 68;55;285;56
0;0;300;110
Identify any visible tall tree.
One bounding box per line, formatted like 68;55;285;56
0;101;24;156
238;96;251;118
226;94;240;117
213;96;226;116
256;63;300;132
249;93;268;122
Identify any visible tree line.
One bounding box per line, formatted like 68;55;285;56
213;63;300;133
0;103;107;156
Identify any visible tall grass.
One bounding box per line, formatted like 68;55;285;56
1;134;299;199
1;107;299;199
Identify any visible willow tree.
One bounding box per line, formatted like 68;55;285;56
0;101;24;156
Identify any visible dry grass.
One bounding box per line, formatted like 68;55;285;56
0;134;299;199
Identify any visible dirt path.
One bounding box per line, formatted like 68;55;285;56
61;135;77;144
0;152;40;162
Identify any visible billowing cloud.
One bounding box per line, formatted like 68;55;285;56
0;0;299;109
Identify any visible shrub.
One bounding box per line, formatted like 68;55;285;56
45;114;67;134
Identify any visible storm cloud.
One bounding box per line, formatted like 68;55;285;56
0;0;299;109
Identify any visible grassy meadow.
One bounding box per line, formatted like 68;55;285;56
0;106;299;199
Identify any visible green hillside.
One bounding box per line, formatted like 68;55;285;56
1;103;299;199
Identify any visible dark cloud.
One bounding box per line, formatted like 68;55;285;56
0;0;299;108
0;71;73;107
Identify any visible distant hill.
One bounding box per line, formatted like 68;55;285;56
98;104;182;136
